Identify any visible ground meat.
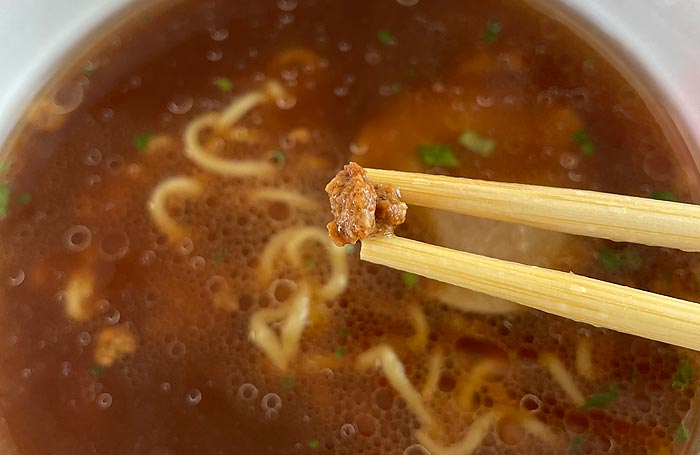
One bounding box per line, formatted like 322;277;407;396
325;162;407;246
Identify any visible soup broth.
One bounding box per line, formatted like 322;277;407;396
0;0;699;454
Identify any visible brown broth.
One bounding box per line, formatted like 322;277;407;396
0;1;699;454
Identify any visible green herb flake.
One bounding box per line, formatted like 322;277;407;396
597;248;621;272
334;346;346;358
282;376;295;390
458;130;496;157
650;190;679;202
484;19;502;43
83;62;97;77
581;383;619;410
90;364;103;376
671;359;693;389
307;439;320;450
0;161;11;174
572;129;595;156
270;149;286;165
417;144;459;168
401;272;419;288
377;29;396;46
212;249;227;264
570;435;583;453
213;76;233;92
18;193;31;205
391;81;402;94
677;424;689;442
0;183;11;219
134;132;152;151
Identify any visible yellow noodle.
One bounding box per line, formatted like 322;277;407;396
575;338;594;380
539;353;585;406
183;81;285;178
64;270;94;321
421;349;444;401
415;410;499;455
456;359;508;411
356;344;434;428
249;285;310;370
148;176;203;241
407;303;429;351
258;226;348;301
519;416;558;444
250;189;318;211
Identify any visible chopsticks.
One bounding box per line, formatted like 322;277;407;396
365;168;700;252
358;168;700;351
361;236;700;351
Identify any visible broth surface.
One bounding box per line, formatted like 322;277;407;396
0;1;699;454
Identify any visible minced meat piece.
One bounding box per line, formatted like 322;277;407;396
325;162;407;246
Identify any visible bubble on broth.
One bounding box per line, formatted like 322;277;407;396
63;225;92;252
186;388;202;405
82;147;103;166
559;151;580;170
140;249;157;265
209;27;229;42
105;308;121;325
53;81;85;114
166;340;187;360
403;444;430;455
238;383;259;401
364;48;382;65
7;268;25;287
160;382;172;393
276;0;297;11
189;255;206;270
175;237;194;255
104;154;125;175
340;423;356;439
77;331;92;347
167;95;194;115
97;393;113;409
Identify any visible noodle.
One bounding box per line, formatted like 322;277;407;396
421;349;444;401
258;226;348;301
575;338;594;380
539;353;585;406
94;326;137;367
64;270;94;321
415;410;500;455
249;284;310;370
250;189;318;211
356;344;435;428
456;359;509;411
519;416;558;444
148;176;203;241
407;303;429;351
183;80;285;178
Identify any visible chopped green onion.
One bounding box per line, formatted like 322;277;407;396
134;132;152;151
377;29;396;46
270;149;286;165
344;244;356;254
572;129;595;156
84;63;96;76
596;248;621;272
484;19;502;43
213;77;233;92
334;346;346;358
570;435;583;453
671;359;693;389
18;193;31;205
391;81;402;94
402;272;419;288
212;249;227;264
307;439;320;450
677;424;689;442
458;130;496;157
0;183;11;219
581;383;619;410
596;247;641;272
650;190;679;202
282;376;295;389
417;144;459;168
90;364;103;376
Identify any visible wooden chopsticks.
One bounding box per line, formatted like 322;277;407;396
358;168;700;350
365;168;700;252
